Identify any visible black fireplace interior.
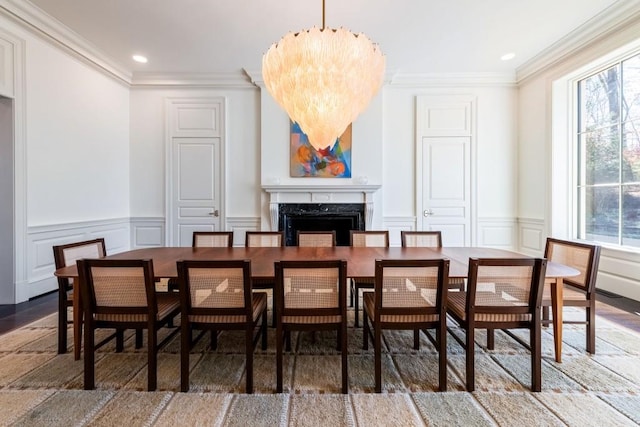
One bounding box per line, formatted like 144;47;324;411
278;203;365;246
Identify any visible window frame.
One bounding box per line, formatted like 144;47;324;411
575;51;640;248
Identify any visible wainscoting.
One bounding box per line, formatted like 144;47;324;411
24;217;130;302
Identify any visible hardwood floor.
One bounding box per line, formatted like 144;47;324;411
0;289;639;335
0;291;57;334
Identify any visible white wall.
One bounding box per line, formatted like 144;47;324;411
0;14;131;301
25;35;130;226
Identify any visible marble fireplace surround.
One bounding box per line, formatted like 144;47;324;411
262;185;381;232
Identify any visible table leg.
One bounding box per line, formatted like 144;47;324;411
551;278;563;363
73;281;83;361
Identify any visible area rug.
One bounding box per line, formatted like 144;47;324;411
0;309;639;426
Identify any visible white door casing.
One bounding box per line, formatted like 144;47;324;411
416;94;475;246
166;98;225;247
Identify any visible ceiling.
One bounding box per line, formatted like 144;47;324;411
23;0;623;77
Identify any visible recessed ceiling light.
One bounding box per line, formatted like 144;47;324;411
500;52;516;61
132;55;148;63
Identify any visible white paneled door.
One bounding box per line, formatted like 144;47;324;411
167;99;225;246
416;95;474;246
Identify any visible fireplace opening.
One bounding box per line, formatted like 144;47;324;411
278;203;365;246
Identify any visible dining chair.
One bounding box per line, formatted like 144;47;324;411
77;258;180;391
447;257;547;392
274;259;348;393
192;231;234;247
177;259;268;393
401;230;465;291
350;230;389;328
246;231;284;326
541;237;601;354
296;230;336;247
363;259;450;392
52;238;106;357
246;231;284;248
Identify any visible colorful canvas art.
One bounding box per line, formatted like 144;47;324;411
290;122;352;178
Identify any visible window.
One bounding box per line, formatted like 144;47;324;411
577;53;640;248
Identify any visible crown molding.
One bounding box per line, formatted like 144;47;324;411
516;1;640;84
389;72;516;87
131;71;255;88
0;0;132;84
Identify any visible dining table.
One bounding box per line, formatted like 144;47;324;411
55;245;579;363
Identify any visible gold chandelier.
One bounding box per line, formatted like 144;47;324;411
262;0;385;151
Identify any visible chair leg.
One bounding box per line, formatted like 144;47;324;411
276;327;284;393
83;318;95;390
336;329;342;351
466;327;475;392
271;295;277;328
210;330;218;350
349;279;354;307
531;324;541;392
341;322;348;394
354;285;360;327
246;327;254;394
587;302;596;354
116;329;124;352
413;329;420;350
487;328;495;350
285;331;292;352
374;325;382;393
180;321;190;392
135;329;143;349
438;322;447;392
542;306;550;327
363;312;369;350
58;294;68;354
148;326;157;391
261;309;268;350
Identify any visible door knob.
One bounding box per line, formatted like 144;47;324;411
423;209;434;217
209;210;219;217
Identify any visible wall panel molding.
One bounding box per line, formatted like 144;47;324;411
517;217;545;256
477;217;517;249
24;217;130;302
130;217;165;248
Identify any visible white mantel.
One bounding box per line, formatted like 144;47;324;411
262;184;381;231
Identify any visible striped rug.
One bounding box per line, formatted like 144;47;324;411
0;309;638;426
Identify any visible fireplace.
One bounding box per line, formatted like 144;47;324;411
278;203;365;246
262;184;381;242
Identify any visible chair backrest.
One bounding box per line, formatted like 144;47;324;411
275;260;347;317
544;238;600;294
401;231;442;248
297;231;336;247
245;231;284;247
177;260;252;320
77;258;157;319
374;259;449;316
192;231;233;247
53;238;106;269
466;258;547;318
350;230;389;247
53;238;107;291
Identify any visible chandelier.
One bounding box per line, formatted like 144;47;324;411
262;0;385;151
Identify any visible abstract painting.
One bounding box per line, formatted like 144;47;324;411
290;122;352;178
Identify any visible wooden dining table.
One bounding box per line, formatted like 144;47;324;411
54;246;578;363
